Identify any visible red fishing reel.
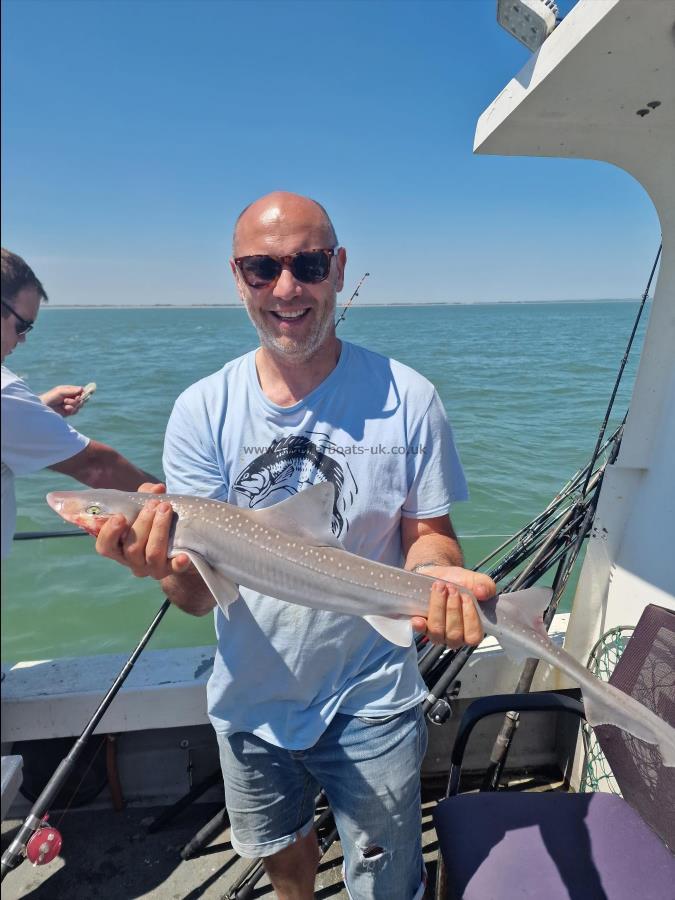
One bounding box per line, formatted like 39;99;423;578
25;816;63;866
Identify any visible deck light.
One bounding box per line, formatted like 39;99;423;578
497;0;558;52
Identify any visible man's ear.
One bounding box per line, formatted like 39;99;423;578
230;259;246;300
336;247;347;293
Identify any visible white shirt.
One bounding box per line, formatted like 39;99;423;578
1;365;89;558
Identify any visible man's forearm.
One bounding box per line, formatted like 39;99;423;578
160;568;217;617
405;533;464;572
51;440;157;490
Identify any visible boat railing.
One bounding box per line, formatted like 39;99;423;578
14;530;87;540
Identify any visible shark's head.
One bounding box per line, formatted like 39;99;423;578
46;489;145;537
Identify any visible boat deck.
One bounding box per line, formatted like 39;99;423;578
1;802;434;899
2;776;564;899
1;638;575;898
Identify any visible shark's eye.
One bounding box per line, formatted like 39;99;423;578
85;504;102;515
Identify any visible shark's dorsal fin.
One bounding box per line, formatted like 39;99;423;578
247;483;344;549
363;614;414;647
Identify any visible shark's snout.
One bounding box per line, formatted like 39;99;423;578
46;492;65;514
46;491;93;529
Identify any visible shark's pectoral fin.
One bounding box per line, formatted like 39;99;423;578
176;549;240;616
363;614;413;647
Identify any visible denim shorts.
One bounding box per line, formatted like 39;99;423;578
216;703;428;900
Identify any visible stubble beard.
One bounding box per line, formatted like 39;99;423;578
243;296;337;363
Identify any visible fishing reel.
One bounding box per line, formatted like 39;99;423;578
1;814;63;878
25;816;63;867
426;682;461;726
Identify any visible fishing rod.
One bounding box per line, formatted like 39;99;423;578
420;445;615;689
581;243;661;496
425;248;655;760
335;271;370;326
420;488;593;687
476;422;624;790
479;441;617;588
14;530;87;540
1;597;171;880
422;453;612;718
420;440;617;699
473;424;623;573
422;516;589;721
479;499;602;791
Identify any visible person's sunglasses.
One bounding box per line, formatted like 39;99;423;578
234;248;339;288
1;299;34;335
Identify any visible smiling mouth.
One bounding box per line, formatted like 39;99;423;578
270;309;310;322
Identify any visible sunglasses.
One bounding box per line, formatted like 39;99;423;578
1;299;34;335
235;248;339;288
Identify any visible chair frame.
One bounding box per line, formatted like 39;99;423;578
443;691;585;798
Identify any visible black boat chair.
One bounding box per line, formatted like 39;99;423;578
433;603;675;899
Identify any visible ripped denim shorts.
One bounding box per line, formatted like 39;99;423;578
216;703;428;900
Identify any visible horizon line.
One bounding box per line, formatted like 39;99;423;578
43;297;646;310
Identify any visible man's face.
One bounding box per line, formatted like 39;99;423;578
1;286;41;363
231;200;346;363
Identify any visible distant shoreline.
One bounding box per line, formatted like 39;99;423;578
44;298;644;310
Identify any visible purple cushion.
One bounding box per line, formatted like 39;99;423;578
434;792;675;899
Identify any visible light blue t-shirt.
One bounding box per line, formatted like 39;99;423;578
163;341;468;749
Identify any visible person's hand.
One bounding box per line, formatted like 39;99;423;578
95;485;192;580
40;385;84;417
138;482;166;495
411;566;496;648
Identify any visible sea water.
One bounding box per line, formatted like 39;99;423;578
1;302;644;661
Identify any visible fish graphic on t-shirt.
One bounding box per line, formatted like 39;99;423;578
233;435;349;535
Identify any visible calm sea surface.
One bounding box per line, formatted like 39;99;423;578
1;303;645;662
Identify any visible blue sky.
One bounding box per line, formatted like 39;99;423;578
1;0;660;306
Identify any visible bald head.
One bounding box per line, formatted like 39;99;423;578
232;191;337;257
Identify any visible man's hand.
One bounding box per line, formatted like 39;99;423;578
411;566;496;648
40;385;84;417
95;481;215;617
95;482;191;580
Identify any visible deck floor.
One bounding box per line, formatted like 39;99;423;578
2;773;565;899
2;800;443;899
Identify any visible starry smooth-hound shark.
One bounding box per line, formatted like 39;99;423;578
47;482;675;766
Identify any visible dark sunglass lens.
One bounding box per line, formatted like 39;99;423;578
292;251;331;284
241;256;281;286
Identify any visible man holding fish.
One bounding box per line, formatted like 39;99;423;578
93;193;496;900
